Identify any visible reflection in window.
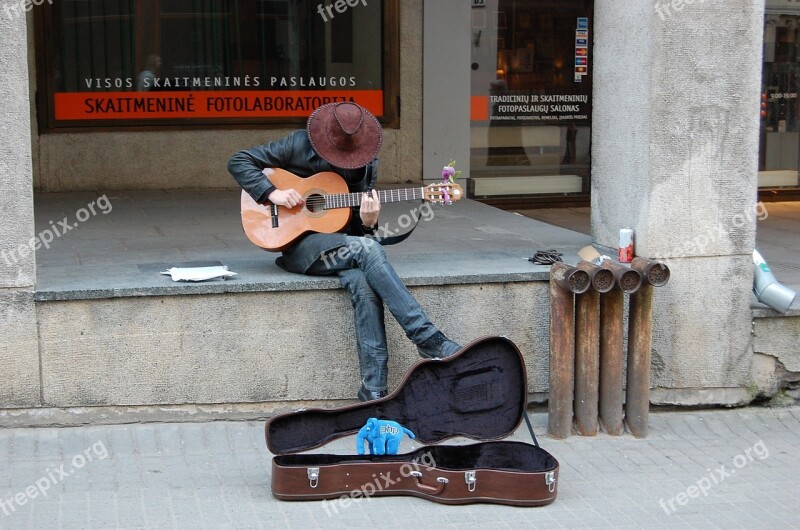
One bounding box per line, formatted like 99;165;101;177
470;0;593;199
41;0;388;127
760;11;800;190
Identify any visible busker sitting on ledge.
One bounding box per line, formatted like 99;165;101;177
227;102;461;401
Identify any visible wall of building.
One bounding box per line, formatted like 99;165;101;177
0;11;41;408
30;2;423;192
592;0;764;405
752;311;800;399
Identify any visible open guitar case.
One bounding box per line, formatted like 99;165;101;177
265;336;559;507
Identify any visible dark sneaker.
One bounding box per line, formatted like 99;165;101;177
357;384;388;402
416;331;462;359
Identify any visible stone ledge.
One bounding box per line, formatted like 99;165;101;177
33;252;554;302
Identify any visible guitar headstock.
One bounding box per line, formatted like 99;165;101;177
423;182;464;205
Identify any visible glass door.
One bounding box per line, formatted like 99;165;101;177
469;0;593;203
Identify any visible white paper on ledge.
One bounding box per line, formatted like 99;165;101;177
160;266;237;282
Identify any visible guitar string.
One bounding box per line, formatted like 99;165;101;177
299;189;431;209
308;192;424;204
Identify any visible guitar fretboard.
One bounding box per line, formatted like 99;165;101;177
324;188;426;209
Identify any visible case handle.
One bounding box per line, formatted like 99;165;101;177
409;471;448;495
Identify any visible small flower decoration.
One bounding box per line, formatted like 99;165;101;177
439;160;461;204
441;160;462;183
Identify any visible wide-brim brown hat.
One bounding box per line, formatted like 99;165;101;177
307;102;382;169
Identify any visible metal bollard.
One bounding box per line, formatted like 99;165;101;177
548;262;590;439
576;260;615;294
573;261;611;436
598;260;641;436
626;258;670;438
602;259;643;294
574;288;600;436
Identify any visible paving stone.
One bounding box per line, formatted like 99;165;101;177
132;424;162;456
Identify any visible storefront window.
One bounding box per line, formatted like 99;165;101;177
35;0;397;130
469;0;592;202
760;3;800;192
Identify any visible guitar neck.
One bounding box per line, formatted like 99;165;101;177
324;188;425;209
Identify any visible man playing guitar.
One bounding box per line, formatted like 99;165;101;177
228;102;461;401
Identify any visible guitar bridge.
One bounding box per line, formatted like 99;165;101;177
271;204;279;228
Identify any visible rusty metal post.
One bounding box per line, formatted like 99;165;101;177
631;257;670;288
574;288;600;435
576;260;615;294
602;259;643;294
626;258;670;438
599;288;625;435
548;262;590;439
572;261;611;436
598;260;641;436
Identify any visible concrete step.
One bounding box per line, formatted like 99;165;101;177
22;191;799;416
32;192;590;409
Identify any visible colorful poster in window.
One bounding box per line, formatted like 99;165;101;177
575;18;590;82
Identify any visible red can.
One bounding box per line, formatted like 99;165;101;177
618;228;634;263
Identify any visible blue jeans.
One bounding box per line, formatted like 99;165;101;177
306;236;439;393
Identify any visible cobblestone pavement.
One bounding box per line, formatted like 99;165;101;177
0;406;798;529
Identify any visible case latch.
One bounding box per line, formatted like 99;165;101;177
465;471;477;492
307;467;320;488
545;471;556;493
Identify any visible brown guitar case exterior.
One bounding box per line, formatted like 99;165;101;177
266;336;559;507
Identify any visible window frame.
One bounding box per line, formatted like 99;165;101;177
34;0;400;133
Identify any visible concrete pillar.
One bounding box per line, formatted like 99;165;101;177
0;12;40;407
592;1;764;405
422;0;471;184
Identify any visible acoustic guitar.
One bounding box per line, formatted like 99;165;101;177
241;168;464;251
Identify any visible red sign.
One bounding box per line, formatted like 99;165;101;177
470;95;490;121
54;90;384;121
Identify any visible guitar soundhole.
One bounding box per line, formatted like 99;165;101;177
306;193;325;214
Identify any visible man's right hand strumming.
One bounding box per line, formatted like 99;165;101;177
268;188;304;208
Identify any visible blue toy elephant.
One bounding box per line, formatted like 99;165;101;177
356;418;415;455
